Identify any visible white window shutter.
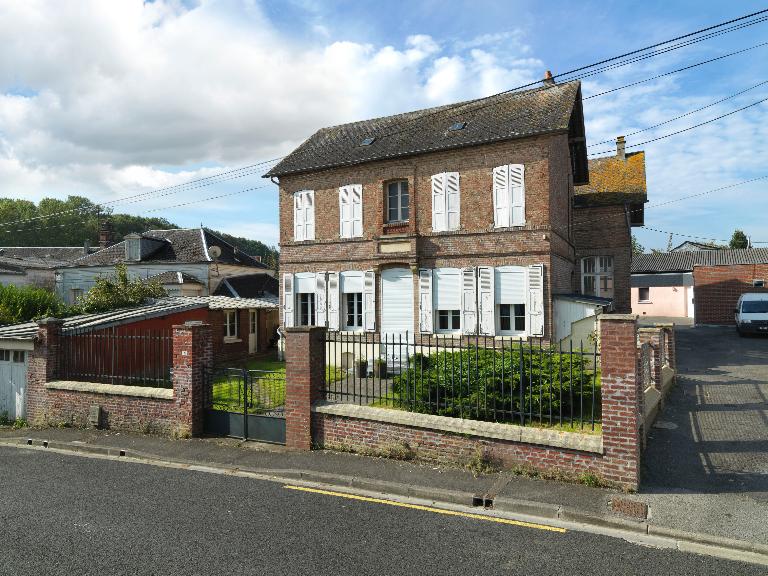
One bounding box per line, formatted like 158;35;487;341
527;264;544;337
282;273;294;327
351;184;363;238
327;272;340;330
445;172;460;231
339;186;351;238
315;272;327;326
431;174;446;232
510;164;525;226
492;165;510;228
419;269;433;333
304;191;315;240
478;266;495;335
461;267;477;334
293;193;304;241
363;269;376;331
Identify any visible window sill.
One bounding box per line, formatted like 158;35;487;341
431;332;463;339
223;337;242;344
494;334;528;341
638;301;653;304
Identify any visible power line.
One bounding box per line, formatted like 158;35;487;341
369;11;768;141
639;225;768;244
641;175;768;212
588;79;768;148
584;41;768;100
589;95;768;156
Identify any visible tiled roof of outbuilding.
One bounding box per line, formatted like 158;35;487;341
214;273;278;298
632;248;768;273
266;81;584;178
147;271;204;285
70;229;266;268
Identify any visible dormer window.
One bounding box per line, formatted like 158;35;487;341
125;234;141;261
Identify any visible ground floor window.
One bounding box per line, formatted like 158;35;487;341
224;310;239;338
499;304;526;333
436;309;460;332
638;287;650;302
298;293;316;326
345;292;363;330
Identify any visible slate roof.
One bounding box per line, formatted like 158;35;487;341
147;271;204;285
631;249;768;273
266;81;585;178
0;246;94;269
188;295;279;310
214;273;279;299
574;151;647;207
69;229;267;269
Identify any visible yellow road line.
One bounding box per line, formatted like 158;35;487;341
283;485;566;533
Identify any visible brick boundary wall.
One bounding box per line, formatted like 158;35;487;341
27;319;212;437
693;263;768;324
286;315;644;490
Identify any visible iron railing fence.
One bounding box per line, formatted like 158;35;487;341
60;327;173;388
210;368;286;416
324;332;601;430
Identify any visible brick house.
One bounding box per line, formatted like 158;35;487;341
266;79;637;342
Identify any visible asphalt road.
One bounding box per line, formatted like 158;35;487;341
0;447;764;575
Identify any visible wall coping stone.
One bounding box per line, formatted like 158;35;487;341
284;326;326;333
45;380;174;400
312;401;603;454
599;314;637;321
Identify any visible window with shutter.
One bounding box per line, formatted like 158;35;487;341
493;164;525;227
293;192;304;241
495;266;527;335
478;266;495;335
294;190;315;241
327;272;340;330
363;270;376;331
339;185;363;238
351;185;363;237
315;272;327;327
431;172;460;232
433;268;461;333
527;264;544;337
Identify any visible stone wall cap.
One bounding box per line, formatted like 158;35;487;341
36;317;65;326
654;323;675;328
637;327;661;332
599;314;638;321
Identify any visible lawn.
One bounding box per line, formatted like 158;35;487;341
211;356;344;413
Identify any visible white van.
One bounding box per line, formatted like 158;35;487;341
735;293;768;336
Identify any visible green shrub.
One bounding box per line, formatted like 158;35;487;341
72;263;166;314
0;283;68;324
392;347;600;424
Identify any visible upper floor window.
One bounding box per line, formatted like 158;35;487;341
431;172;460;232
293;190;315;241
582;256;614;298
339;184;362;238
387;181;409;223
493;164;525;227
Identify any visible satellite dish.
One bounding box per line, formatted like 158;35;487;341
208;245;222;259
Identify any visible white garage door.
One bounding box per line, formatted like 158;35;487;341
0;350;28;421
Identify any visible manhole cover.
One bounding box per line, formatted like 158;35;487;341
653;421;678;430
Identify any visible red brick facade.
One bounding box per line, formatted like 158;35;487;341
693;263;768;324
278;134;586;340
27;320;212;436
286;317;645;490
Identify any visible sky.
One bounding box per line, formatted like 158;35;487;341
0;0;766;250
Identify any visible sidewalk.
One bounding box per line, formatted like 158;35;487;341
1;425;766;551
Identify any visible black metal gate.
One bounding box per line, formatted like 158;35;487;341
204;368;286;444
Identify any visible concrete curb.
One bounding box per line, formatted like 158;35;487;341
4;437;768;565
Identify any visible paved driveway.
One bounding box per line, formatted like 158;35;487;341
644;325;768;493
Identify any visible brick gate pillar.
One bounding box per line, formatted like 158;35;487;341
284;326;326;450
599;314;642;491
27;318;64;425
172;321;213;437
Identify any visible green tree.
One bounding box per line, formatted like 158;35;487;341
631;235;644;255
72;264;167;314
729;229;749;249
0;284;68;324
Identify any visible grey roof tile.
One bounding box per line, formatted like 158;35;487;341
632;249;768;273
266;81;582;177
213;273;278;298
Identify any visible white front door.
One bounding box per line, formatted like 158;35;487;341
380;268;414;371
687;287;695;319
248;309;258;354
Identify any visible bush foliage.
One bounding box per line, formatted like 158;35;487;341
391;348;600;424
71;264;167;314
0;283;68;324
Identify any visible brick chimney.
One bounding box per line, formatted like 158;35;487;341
616;136;626;160
98;219;114;249
543;70;555;86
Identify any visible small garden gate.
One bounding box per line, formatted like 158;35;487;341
204;368;286;444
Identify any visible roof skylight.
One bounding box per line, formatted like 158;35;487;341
360;136;376;146
448;122;467;131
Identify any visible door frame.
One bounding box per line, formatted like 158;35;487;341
248;309;258;354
